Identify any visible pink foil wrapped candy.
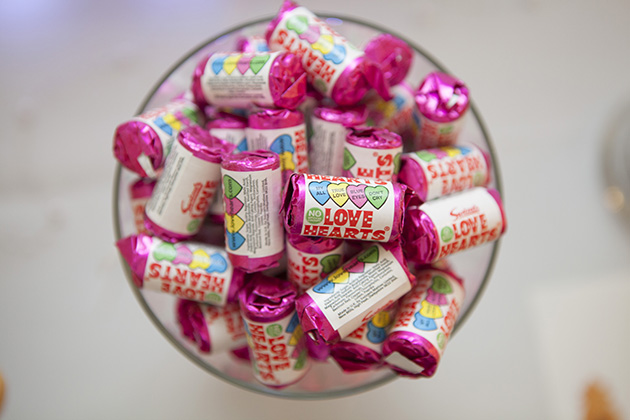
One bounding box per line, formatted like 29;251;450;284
309;105;367;176
116;234;245;305
282;173;412;243
286;233;344;290
144;126;235;242
363;33;413;88
236;35;271;53
343;126;403;181
397;144;491;203
206;112;248;153
415;71;470;149
296;243;415;345
221;151;285;273
113;97;202;178
191;51;306;110
402;187;506;264
382;266;465;377
129;178;155;234
266;1;391;106
239;274;310;388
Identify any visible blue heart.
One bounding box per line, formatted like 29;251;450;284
153;117;173;136
211;55;226;75
237;137;248;152
366;323;386;344
206;253;228;273
269;134;295;154
413;313;437;331
459;146;471;155
313;279;334;294
308;181;330;205
393;95;405;110
286;312;299;333
226;231;245;250
323;44;346;65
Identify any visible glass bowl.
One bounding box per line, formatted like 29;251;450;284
113;14;502;399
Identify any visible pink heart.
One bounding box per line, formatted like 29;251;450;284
347;184;367;209
426;289;448;306
172;245;193;265
346;261;365;273
237;55;252;75
299;25;320;44
224;196;244;215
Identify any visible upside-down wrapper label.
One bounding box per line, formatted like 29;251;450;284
342;127;402;182
286;236;344;290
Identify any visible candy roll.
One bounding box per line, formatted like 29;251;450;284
286;234;344;290
343;127;402;181
191;51;306;110
266;1;391;106
129;178;155;234
144;126;235;242
414;72;469;149
239;274;310;388
363;33;413;88
221;151;285;272
309;105;367;176
116;234;245;305
236;35;270;53
282;173;413;243
397;144;491;202
382;267;465;377
113;97;202;178
402;187;506;264
206;112;248;153
247;108;308;186
296;243;415;344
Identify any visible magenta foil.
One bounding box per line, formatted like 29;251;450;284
248;108;304;130
305;334;331;361
415;72;469;123
382;331;441;377
330;342;382;373
238;274;298;323
364;33;413;88
129;178;156;200
286;234;343;254
313;105;367;127
330;55;392;106
236;35;270;53
206;112;247;130
345;126;402;150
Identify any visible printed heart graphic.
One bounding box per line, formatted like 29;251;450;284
320;254;341;274
413;313;438;331
415;150;437;162
393;152;401;174
222;54;241;75
226;231;246;250
206;253;228;273
393;95;405;110
181;107;199;125
343;148;356;171
172;245;193;265
211;55;226;75
328;268;349;284
269;134;295;154
443;146;461;157
223;197;244;216
204;292;222;303
225;214;245;234
347;184;367;208
311;34;334;55
237;55;252;75
278;151;296;172
327;182;349;207
289;326;304;346
189;249;211;270
365;186;389;209
419;300;443;319
371;311;391;329
163;113;182;131
345;261;365;273
285;15;309;34
366;323;387;344
249;54;270;74
357;245;379;263
222;175;242;199
286;312;300;333
433;149;448;159
323;43;346;65
308;181;330;205
459;145;472;155
293;348;308;370
426;289;449;306
430;275;452;294
313;78;327;94
237;138;248;152
313;279;335;294
299;25;320;43
154;117;173;136
153;242;176;261
186;219;201;233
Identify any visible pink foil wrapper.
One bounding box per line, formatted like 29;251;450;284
397;144;492;203
238;273;298;323
286;234;344;290
221;151;285;273
305;334;331;361
402;188;507;264
282;173;413;242
363;33;413;88
116;234;245;305
295;242;415;345
191;51;306;110
382;266;465;377
129;178;156;235
236;35;271;53
113;98;202;178
144;126;235;243
343;126;403;181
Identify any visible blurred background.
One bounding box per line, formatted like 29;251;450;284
1;0;629;418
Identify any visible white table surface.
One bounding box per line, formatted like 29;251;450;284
1;0;629;419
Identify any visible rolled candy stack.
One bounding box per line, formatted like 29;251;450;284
342;126;403;181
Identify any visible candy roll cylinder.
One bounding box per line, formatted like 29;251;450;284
144;126;235;242
221;151;285;272
116;234;245;306
402;187;507;264
239;274;310;388
295;242;415;344
382;267;465;377
397;144;492;202
342;127;403;181
129;178;155;235
286;234;344;290
363;33;413;88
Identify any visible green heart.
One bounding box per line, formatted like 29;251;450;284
293;348;308;370
320;254;341;274
186;219;201;233
357;246;379;264
343;148;356;171
153;241;176;261
365;186;389;209
286;15;308;34
205;292;222;303
393;152;401;174
249;54;270;74
431;275;453;294
416;150;436;162
181;106;199;124
223;175;242;199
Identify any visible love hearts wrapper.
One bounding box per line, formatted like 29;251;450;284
343;126;402;182
286;233;344;290
363;33;413;88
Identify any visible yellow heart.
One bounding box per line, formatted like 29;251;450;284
162;113;182;131
327;182;349;207
278;151;296;172
289;325;304;346
442;146;461;157
225;214;245;234
419;300;443;319
311;34;334;55
189;249;210;269
371;311;391;328
328;268;349;284
223;54;241;75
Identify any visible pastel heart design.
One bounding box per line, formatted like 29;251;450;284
285;15;309;34
393;95;405;110
413;313;438;331
323;43;346;65
222;175;242;199
186;219;201;233
224;197;243;216
225;214;245;234
357;245;379;263
211;55;226;75
313;279;334;294
308;181;330;205
370;311;391;329
327;182;349;207
293;348;308;370
204;293;222;304
226;231;246;250
153;242;177;261
415;150;437;162
288;326;304;346
311;34;334;55
189;249;211;270
181;107;200;125
433;149;449;159
172;245;193;265
347;184;367;209
393;153;401;174
269;134;295;154
154;117;173;136
286;312;300;333
237;55;252;75
365;186;389;209
343;148;356;171
328;268;349;284
236;138;248;152
366;323;386;344
419;300;443;319
345;261;365;273
443;146;461;157
426;289;449;306
459;146;472;155
249;54;270;74
320;254;341;274
222;54;241;75
206;253;228;273
299;25;320;43
278;151;296;172
163;113;182;131
430;275;453;294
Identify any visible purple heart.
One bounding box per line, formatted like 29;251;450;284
237;55;252;75
347;184;367;209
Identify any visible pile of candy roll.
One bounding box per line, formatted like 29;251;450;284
114;0;506;389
